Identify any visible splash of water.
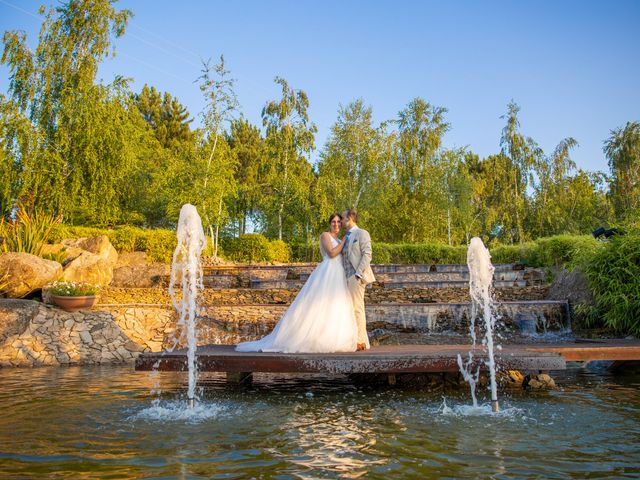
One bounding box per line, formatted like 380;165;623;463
457;237;500;412
132;399;226;424
168;204;207;407
456;351;480;408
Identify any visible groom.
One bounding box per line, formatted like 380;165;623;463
341;208;375;351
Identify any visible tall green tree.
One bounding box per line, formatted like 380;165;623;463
262;77;316;240
227;117;267;235
315;99;391;233
499;101;542;242
604;121;640;222
0;0;151;224
390;97;450;242
134;84;193;148
197;55;239;256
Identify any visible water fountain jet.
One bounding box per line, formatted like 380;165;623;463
458;237;500;413
169;204;207;408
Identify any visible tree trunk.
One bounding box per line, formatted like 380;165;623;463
447;207;451;246
214;196;223;258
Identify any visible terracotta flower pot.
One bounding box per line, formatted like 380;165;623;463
50;295;97;312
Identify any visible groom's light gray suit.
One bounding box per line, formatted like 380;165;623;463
342;226;375;347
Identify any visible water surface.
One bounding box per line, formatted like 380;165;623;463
0;366;638;479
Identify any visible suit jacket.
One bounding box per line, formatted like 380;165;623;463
345;226;376;284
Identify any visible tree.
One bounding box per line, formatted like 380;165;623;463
0;0;156;225
262;77;316;240
227;117;267;235
604;121;640;222
197;55;239;256
390;97;450;242
316;99;385;212
499;101;542;242
134;84;193;148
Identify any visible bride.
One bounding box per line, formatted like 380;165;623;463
235;212;358;353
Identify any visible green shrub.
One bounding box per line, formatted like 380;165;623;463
267;240;292;263
109;226;141;253
289;242;322;262
1;205;61;256
50;225;106;243
221;234;271;262
583;232;640;336
490;235;601;269
141;229;178;262
50;224;181;263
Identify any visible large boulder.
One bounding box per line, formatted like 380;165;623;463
0;253;63;298
62;235;118;266
62;251;114;286
111;263;170;288
115;251;149;268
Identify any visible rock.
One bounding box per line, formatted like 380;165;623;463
111;264;170;288
0;253;63;298
62;236;118;266
79;330;93;344
116;252;148;268
546;267;593;305
0;299;41;343
62;251;114;286
124;340;144;352
56;352;70;363
524;373;556;390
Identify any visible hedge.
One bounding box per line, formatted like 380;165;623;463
290;234;600;268
220;234;291;263
583;231;640;336
51;225;187;263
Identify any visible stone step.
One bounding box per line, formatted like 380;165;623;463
195;263;544;289
302;270;532;283
101;285;549;307
249;278;530;290
195;300;570;346
202;263;520;276
382;280;529;289
198;263;524;285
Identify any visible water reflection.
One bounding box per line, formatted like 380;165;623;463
0;366;638;478
279;400;388;477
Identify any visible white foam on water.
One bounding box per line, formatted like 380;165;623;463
131;399;227;424
436;398;526;419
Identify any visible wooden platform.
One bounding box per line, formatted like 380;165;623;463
135;340;640;375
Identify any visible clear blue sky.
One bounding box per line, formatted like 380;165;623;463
1;0;639;173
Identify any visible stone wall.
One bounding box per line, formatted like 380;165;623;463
100;285;549;306
0;299;175;367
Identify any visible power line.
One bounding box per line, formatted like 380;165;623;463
0;0;42;20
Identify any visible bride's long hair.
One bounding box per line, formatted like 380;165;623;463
328;212;342;225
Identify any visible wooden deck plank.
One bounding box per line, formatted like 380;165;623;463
135;340;640;375
135;343;570;374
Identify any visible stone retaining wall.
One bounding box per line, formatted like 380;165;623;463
100;285;549;306
0;293;565;367
0;299;175;367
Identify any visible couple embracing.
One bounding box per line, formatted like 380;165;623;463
236;208;375;353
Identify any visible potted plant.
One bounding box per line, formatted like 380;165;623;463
46;281;100;312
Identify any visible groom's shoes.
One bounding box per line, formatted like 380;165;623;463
356;343;367;351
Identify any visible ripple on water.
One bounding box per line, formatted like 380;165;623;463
130;399;231;424
0;366;639;479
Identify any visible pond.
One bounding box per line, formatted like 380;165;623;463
0;365;638;479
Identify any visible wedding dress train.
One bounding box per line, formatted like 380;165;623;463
235;237;358;353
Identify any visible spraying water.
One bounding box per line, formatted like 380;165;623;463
457;237;500;412
168;204;207;408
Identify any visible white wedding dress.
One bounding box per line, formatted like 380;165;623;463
235;236;358;353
